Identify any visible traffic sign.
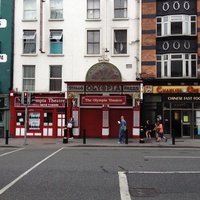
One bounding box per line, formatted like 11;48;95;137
0;54;7;62
0;19;7;28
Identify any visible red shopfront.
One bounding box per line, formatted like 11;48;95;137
66;81;142;138
9;92;66;138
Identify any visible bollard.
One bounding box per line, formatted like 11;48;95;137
125;129;128;144
63;128;68;143
5;130;9;145
83;129;86;144
139;126;145;143
172;129;175;145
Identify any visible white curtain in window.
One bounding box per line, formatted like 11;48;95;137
24;0;36;20
50;0;63;19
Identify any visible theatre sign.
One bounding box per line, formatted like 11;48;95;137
67;83;140;93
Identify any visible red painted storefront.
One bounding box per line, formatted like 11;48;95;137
9;81;142;138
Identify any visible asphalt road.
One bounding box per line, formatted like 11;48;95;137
0;147;200;200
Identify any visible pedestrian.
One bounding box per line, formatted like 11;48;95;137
145;120;152;140
68;117;74;139
155;121;167;142
118;116;127;144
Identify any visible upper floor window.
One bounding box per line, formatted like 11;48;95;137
50;0;63;19
0;0;1;17
157;15;197;37
23;0;36;20
114;0;127;18
156;54;197;78
49;30;63;54
87;30;100;54
114;30;127;54
23;65;35;91
87;0;100;19
49;65;62;91
23;30;36;54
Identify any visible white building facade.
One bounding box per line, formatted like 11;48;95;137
10;0;142;139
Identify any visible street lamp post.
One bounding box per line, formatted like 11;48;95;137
63;92;68;143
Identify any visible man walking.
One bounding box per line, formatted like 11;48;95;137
118;116;127;144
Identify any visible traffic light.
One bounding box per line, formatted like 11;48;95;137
23;92;28;105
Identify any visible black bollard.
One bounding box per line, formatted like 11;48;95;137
5;130;9;145
125;129;128;144
63;128;68;143
83;129;86;144
172;129;175;145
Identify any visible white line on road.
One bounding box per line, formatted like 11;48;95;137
144;156;200;159
0;148;24;157
128;171;200;174
118;171;131;200
0;147;64;195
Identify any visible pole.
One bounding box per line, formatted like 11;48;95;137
172;129;175;145
83;129;86;144
5;130;9;145
63;95;68;143
125;129;128;144
24;105;27;145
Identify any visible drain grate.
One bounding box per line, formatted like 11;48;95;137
130;188;158;197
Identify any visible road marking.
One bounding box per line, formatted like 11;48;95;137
118;171;131;200
0;147;63;195
128;171;200;174
144;156;200;159
0;148;24;157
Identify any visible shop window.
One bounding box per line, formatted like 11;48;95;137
87;30;100;54
29;112;40;130
23;0;36;20
87;0;100;19
23;65;35;91
49;30;63;54
114;0;127;18
50;0;63;19
114;30;127;54
156;15;197;37
44;112;53;126
23;30;36;54
156;54;197;78
49;65;62;91
16;112;25;125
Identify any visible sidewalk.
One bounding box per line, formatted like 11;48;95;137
1;137;200;148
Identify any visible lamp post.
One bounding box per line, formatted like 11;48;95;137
63;92;68;143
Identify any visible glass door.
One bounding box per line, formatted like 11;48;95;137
181;110;191;137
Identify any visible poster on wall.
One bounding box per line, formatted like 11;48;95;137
29;112;40;130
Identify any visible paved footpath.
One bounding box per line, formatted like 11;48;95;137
1;137;200;148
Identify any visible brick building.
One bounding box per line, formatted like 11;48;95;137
141;0;200;138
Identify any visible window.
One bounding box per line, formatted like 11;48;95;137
114;0;127;18
23;30;36;54
49;30;63;54
23;65;35;91
87;30;100;54
23;0;36;20
156;54;197;78
87;0;100;19
50;66;62;91
0;0;1;17
114;30;127;54
50;0;63;19
157;15;197;37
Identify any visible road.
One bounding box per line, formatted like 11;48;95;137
0;147;200;200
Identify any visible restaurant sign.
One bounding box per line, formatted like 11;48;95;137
81;96;126;105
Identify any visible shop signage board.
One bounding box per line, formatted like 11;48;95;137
0;19;7;28
0;54;7;62
81;96;126;105
67;84;140;92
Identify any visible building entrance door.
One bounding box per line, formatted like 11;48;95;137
172;110;192;138
181;110;191;137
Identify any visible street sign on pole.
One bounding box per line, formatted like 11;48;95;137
0;19;7;28
0;54;7;62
